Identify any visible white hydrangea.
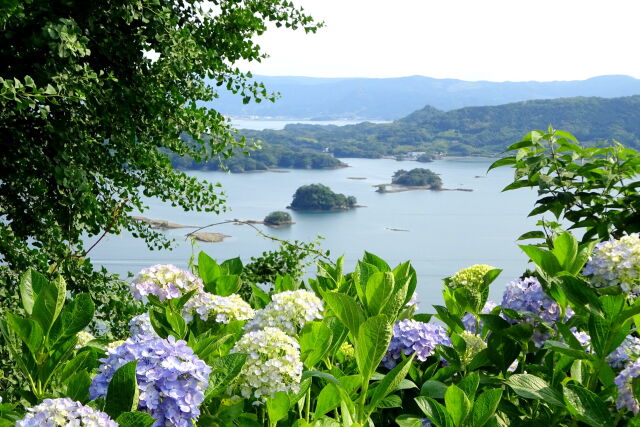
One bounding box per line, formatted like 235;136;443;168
245;290;323;335
183;292;255;323
130;264;203;302
75;331;95;349
583;233;640;295
231;327;303;400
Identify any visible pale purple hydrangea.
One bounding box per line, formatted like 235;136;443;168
129;313;158;339
382;319;451;369
583;233;640;297
461;300;498;334
405;292;419;311
183;292;255;323
421;418;433;427
90;336;210;427
571;329;591;350
16;398;117;426
608;336;640;369
245;290;323;335
501;276;573;347
130;264;203;303
616;359;640;414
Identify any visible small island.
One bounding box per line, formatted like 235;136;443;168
375;168;444;193
289;184;357;211
263;211;294;227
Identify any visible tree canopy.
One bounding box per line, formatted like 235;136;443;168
392;168;443;188
0;0;319;282
289;184;357;211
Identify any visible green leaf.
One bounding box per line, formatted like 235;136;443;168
420;380;448;398
505;374;564;407
518;245;562;276
552;232;578;271
115;411;156;427
104;361;139;419
60;293;95;337
396;415;427;427
415;396;453;427
313;383;341;420
65;371;91;403
543;340;591;360
487;156;516;171
5;313;44;355
19;269;47;315
557;275;603;315
164;307;187;339
198;251;221;286
215;275;241;296
205;353;247;400
266;391;290;423
471;388;503;427
445;385;471;427
32;275;66;334
563;384;613;427
366;354;414;414
300;322;333;369
221;257;243;275
365;272;394;315
517;230;546;241
362;251;391;271
457;372;480;399
322;292;365;336
355;314;392;381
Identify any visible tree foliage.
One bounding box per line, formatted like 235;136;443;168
392;168;442;188
264;211;292;226
289;184;357;211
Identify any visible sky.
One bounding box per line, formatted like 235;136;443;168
241;0;640;82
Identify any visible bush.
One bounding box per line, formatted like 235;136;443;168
263;211;292;226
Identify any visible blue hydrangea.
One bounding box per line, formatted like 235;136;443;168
382;319;451;369
583;233;640;296
501;276;573;347
128;312;158;340
90;336;210;427
16;398;117;426
461;300;497;334
615;359;640;414
608;336;640;369
421;418;433;427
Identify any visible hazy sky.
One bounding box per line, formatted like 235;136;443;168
243;0;640;82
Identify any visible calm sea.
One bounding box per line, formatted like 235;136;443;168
89;157;539;310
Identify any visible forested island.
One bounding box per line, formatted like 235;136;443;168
392;168;442;188
289;184;357;211
263;211;294;226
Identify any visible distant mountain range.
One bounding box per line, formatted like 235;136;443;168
238;95;640;157
205;75;640;120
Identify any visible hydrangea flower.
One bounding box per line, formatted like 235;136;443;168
129;313;158;340
245;290;323;335
501;276;573;347
382;319;451;369
461;300;497;334
571;329;591;351
339;342;355;360
608;336;640;369
75;331;95;349
583;233;640;296
615;359;640;414
16;398;117;426
130;264;203;303
405;292;419;311
449;264;495;289
231;327;303;400
460;330;487;364
90;336;210;427
183;292;255;323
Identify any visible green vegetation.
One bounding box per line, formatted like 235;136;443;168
392;168;443;188
264;211;293;226
289;184;358;211
238;95;640;159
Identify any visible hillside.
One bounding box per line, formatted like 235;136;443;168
238;95;640;157
205;75;640;120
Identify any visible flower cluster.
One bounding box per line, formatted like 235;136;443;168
449;264;495;289
231;327;303;400
183;292;255;323
616;359;640;414
130;264;203;303
339;342;355;360
608;336;640;369
583;233;640;296
128;313;158;340
245;290;323;335
16;398;117;427
460;330;487;364
461;300;497;334
382;319;451;369
405;292;419;311
90;336;210;427
75;331;95;349
501;276;572;346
